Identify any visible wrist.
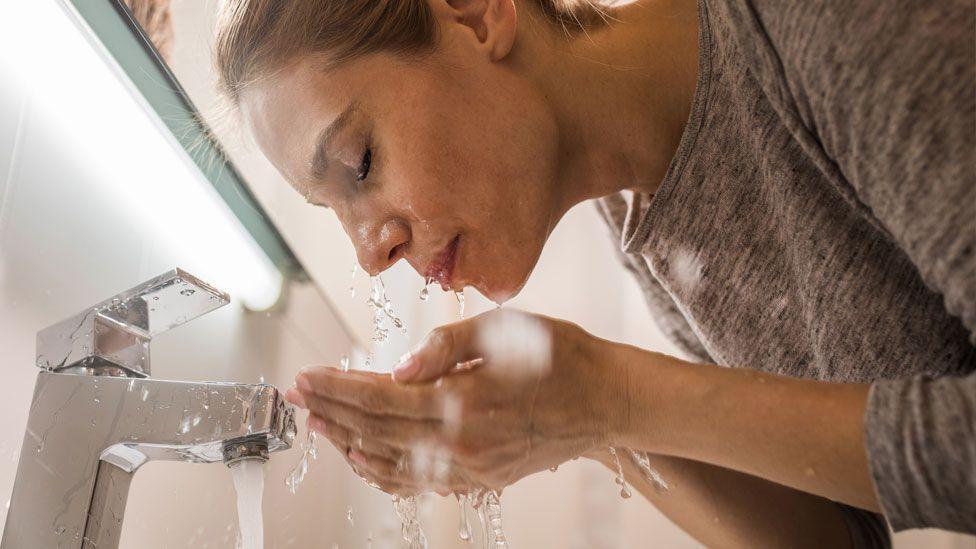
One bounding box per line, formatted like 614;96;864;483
604;343;684;453
581;334;642;450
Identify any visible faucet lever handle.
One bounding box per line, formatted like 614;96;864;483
36;268;230;377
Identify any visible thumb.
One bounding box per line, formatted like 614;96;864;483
393;320;481;383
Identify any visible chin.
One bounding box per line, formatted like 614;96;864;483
471;269;530;306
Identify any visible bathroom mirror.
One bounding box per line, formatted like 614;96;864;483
59;0;385;346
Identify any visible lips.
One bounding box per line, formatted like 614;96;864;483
425;235;460;291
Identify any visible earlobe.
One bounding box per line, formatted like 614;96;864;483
443;0;518;61
485;0;518;61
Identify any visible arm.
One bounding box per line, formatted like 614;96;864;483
605;345;878;508
603;341;976;532
588;449;888;549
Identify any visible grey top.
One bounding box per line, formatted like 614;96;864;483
597;0;976;541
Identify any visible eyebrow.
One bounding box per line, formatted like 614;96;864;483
308;101;358;181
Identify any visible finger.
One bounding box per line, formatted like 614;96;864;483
297;367;437;419
311;418;421;495
308;414;402;463
342;450;421;497
393;320;483;383
313;413;472;493
284;386;306;409
305;395;442;451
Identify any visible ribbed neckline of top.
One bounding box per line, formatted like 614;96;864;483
621;0;715;254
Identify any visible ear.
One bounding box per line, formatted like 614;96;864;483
439;0;518;61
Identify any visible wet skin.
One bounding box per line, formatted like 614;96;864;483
242;0;882;546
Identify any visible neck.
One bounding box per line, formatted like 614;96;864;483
515;0;700;217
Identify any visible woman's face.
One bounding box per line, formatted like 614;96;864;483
241;27;562;303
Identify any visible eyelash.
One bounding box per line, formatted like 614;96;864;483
355;147;372;182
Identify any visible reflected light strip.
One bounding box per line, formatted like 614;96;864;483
0;0;283;310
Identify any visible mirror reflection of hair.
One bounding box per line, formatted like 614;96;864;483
123;0;174;60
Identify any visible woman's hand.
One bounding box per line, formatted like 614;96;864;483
285;309;624;495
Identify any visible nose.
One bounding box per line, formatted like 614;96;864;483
354;217;411;276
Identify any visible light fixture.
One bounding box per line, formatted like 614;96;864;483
0;0;284;310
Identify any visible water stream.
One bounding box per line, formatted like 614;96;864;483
456;493;472;542
391;495;428;549
231;459;264;549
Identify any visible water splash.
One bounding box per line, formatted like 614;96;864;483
284;431;319;494
340;355;350;373
391;495;428;549
627;449;669;493
231;459;264;549
608;447;632;499
366;276;406;341
420;276;432;302
455;290;466;320
472;490;508;548
456;493;472;542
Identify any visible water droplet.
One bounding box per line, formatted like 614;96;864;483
608;447;633;499
152;296;159;301
180;289;195;296
346;507;354;526
55;526;65;535
549;465;559;473
349;263;358;298
455;290;466;319
627;449;669;493
340;355;350;373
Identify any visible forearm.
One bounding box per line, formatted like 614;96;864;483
606;344;881;512
590;449;855;548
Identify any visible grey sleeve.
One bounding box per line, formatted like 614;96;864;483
732;0;976;533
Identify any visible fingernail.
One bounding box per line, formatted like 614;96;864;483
285;386;307;408
393;355;419;380
348;449;368;465
296;373;312;392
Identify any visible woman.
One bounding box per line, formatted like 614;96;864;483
213;0;974;545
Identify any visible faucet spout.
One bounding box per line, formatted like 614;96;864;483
2;269;298;549
2;372;296;548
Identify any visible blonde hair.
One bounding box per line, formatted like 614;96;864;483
124;0;174;60
214;0;611;103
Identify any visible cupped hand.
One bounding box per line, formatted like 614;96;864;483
285;309;623;495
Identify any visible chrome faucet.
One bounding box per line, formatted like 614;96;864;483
1;269;296;549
